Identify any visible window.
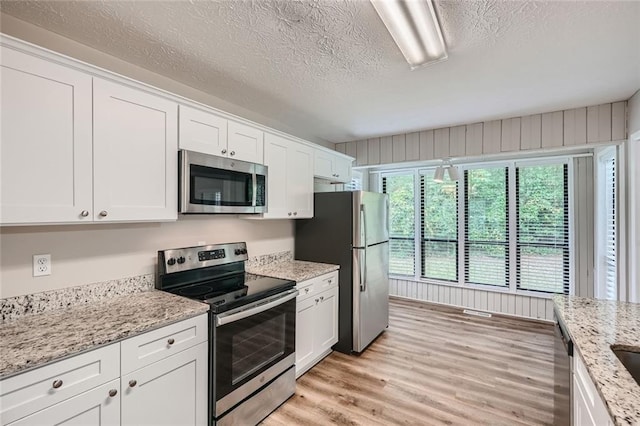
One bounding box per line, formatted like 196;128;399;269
516;164;569;294
421;171;458;281
465;167;508;286
382;174;415;275
381;158;571;295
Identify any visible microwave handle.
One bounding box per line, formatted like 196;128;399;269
252;170;257;207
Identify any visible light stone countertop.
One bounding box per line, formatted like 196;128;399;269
0;290;209;379
247;259;339;283
553;295;640;426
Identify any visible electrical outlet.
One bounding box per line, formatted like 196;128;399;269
33;254;51;277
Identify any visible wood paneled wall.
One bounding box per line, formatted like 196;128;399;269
390;279;556;321
336;102;627;166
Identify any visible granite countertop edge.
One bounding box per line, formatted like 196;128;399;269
247;259;339;282
0;291;209;380
553;295;640;426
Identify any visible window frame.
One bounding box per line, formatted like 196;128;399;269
379;155;574;297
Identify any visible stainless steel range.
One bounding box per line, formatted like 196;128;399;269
156;242;297;426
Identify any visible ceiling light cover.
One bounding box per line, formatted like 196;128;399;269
371;0;447;69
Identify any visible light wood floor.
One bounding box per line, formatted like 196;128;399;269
263;297;558;426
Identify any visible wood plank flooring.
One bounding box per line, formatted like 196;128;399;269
263;297;558;426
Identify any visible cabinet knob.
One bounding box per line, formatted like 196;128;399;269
221;149;227;154
167;338;175;345
80;210;89;217
52;379;63;389
109;389;118;397
230;151;235;156
288;212;292;216
320;296;325;301
99;210;108;217
304;288;310;293
315;298;319;303
293;212;297;216
129;379;137;388
336;174;340;177
328;279;332;284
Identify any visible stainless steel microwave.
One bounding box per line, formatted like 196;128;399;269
179;150;267;214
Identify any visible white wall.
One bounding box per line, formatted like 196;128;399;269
626;90;640;302
0;217;293;298
0;14;334;150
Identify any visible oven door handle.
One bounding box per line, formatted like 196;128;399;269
215;289;299;327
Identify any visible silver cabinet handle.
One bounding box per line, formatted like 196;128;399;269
230;151;235;156
221;149;227;154
99;211;108;217
109;389;118;397
129;380;137;388
52;379;63;389
80;210;89;217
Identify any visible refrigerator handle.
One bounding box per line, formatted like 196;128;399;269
360;204;367;291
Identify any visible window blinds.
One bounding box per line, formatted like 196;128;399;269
464;168;509;287
516;164;569;294
603;156;617;300
382;174;415;276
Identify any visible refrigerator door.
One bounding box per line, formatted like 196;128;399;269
352;191;389;248
352;241;389;352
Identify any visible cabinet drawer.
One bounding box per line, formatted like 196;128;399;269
0;343;119;425
120;314;208;375
316;271;338;292
296;271;339;303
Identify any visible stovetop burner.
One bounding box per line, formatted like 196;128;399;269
156;242;295;314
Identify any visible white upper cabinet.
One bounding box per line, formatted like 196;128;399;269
228;120;264;164
93;78;178;222
179;105;264;164
262;133;313;219
179;105;228;157
313;149;352;183
0;46;93;224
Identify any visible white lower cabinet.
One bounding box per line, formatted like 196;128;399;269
572;350;613;426
0;314;208;426
121;342;208;426
295;271;339;377
6;380;121;426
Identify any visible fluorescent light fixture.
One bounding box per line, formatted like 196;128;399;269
371;0;448;69
433;165;445;183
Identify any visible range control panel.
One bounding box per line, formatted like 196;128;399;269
158;242;248;274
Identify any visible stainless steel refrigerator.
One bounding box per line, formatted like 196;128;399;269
295;191;389;353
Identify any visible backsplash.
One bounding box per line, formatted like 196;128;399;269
0;274;154;323
246;251;292;269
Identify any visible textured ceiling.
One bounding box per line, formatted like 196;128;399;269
1;0;639;143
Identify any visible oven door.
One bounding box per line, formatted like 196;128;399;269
179;150;266;214
213;289;297;417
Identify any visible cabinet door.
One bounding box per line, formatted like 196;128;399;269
93;78;178;222
315;286;339;354
288;142;314;218
313;150;334;180
295;297;316;377
0;46;93;224
179;105;228;157
6;379;120;426
262;133;290;218
573;376;598;426
228;121;264;164
332;156;352;184
121;342;207;426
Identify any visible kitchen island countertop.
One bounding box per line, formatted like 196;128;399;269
247;259;339;283
0;290;209;379
553;295;640;425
